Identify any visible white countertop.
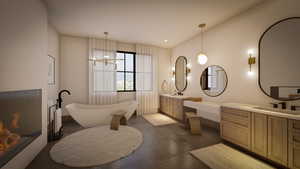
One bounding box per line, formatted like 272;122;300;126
184;101;221;122
184;101;220;109
222;103;300;120
160;94;191;99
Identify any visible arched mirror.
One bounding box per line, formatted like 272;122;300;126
259;17;300;101
200;65;228;97
175;56;188;95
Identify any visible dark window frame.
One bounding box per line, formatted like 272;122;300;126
116;51;136;92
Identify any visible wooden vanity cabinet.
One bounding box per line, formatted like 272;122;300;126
173;98;184;120
267;116;288;166
159;95;184;121
251;113;288;166
160;95;168;114
251;113;268;157
221;107;290;167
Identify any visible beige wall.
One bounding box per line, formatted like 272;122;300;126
158;47;172;93
172;0;300;107
60;36;89;115
0;0;48;169
48;24;60;102
60;35;171;115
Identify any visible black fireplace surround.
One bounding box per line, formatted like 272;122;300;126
0;89;42;168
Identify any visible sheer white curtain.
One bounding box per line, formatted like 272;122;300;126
89;38;118;105
135;44;159;115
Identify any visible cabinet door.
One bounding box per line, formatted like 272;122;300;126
166;97;172;116
173;99;183;121
251;113;268;157
160;96;164;113
289;132;300;169
160;96;166;113
268;116;288;166
220;121;251;150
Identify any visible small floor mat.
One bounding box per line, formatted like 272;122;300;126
142;113;177;126
190;144;275;169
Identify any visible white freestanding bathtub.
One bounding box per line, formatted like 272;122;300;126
66;101;138;128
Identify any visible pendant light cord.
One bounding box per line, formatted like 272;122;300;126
199;24;206;53
201;28;203;52
105;32;107;58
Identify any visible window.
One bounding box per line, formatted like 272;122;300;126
116;51;136;92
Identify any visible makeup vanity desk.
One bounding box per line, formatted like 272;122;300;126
159;94;201;122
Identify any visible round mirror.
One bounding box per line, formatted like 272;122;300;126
200;65;228;97
259;17;300;101
175;56;188;94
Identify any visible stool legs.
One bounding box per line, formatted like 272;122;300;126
111;115;127;130
189;117;202;135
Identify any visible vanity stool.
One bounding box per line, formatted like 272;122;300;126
110;111;127;130
185;112;202;135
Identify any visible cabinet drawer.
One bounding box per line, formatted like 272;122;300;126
289;120;300;133
221;111;250;127
220;121;251;150
221;107;251;118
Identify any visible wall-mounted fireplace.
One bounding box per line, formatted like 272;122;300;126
0;89;42;168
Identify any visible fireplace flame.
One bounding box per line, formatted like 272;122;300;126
0;112;21;156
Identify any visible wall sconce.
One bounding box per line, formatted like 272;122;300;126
187;75;191;81
247;49;256;75
171;67;175;81
172;67;175;76
171;65;192;80
187;64;192;81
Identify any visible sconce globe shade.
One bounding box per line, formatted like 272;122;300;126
247;71;254;76
197;53;208;65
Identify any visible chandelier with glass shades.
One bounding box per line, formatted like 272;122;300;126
89;32;123;68
197;23;208;65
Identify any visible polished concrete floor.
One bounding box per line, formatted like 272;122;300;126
26;116;222;169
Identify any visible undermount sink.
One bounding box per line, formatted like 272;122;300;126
253;107;300;115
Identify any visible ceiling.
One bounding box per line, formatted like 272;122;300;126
44;0;265;48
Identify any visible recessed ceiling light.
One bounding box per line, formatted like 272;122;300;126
164;40;168;43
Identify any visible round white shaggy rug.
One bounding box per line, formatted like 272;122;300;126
50;125;143;167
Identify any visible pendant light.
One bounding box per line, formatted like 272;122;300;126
197;23;208;65
88;32;123;68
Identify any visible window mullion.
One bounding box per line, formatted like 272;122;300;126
124;54;126;91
